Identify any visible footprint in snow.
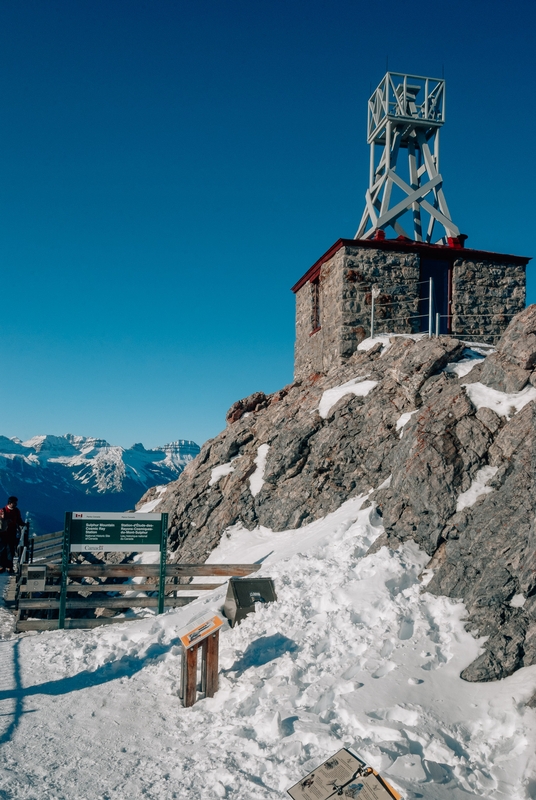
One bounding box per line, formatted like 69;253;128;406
372;661;396;679
380;639;395;657
398;617;414;640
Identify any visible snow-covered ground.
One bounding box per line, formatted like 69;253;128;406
0;494;535;799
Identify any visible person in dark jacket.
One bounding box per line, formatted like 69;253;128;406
0;496;28;573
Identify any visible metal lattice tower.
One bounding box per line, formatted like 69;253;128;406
355;72;460;244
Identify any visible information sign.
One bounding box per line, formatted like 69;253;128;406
69;512;163;552
287;749;400;800
179;615;224;648
59;510;168;629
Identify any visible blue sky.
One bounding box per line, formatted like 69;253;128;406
2;0;535;449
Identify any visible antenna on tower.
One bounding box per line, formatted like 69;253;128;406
355;72;460;244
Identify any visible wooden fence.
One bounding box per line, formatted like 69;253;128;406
28;529;63;563
15;561;260;632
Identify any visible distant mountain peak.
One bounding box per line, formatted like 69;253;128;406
0;433;200;534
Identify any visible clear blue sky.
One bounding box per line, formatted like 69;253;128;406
2;0;535;449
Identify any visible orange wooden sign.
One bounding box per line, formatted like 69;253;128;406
179;614;224;649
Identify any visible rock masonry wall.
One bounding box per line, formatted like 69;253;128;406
294;245;420;379
294;244;526;380
294;248;344;378
139;306;536;683
451;257;526;341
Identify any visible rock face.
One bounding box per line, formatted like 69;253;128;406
139;307;536;682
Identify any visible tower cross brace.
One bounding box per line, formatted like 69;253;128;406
355;72;460;244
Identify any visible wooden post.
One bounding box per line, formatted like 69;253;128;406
179;646;186;700
181;630;220;706
59;513;71;630
157;512;168;615
183;645;198;708
200;640;206;693
204;631;219;698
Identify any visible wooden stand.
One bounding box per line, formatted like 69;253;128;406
179;630;220;707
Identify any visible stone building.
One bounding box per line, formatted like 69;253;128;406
292;237;530;380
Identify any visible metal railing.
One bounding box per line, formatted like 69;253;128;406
370;278;433;338
370;277;517;341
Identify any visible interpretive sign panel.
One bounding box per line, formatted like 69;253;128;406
59;511;168;628
287;749;400;800
179;615;225;649
69;512;163;552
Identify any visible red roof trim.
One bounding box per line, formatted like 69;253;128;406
291;238;531;294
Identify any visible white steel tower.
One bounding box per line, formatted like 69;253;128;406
355;72;461;244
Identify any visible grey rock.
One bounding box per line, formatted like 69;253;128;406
497;303;536;369
138;309;536;683
472;352;531;393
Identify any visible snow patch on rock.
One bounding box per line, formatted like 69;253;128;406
456;466;499;512
396;410;417;436
137;485;168;513
463;382;536;418
319;378;378;419
510;594;526;608
249;444;270;497
209;458;239;487
444;354;483;378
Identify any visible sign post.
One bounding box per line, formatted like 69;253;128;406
59;512;72;629
178;615;224;707
68;512;164;552
60;511;168;628
158;513;168;615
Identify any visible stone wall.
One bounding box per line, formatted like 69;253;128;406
294;241;528;380
294;244;421;379
294;248;345;378
451;258;526;343
341;246;420;352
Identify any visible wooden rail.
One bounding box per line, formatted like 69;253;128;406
29;532;63;563
15;562;260;632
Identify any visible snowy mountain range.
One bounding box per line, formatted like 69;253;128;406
0;434;200;534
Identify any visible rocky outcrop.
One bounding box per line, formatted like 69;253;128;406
138;307;536;682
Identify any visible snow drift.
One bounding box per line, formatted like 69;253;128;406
0;495;535;799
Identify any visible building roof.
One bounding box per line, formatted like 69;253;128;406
291;238;531;293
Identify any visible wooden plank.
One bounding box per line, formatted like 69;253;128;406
179;647;186;699
204;630;219;698
18;596;197;610
31;531;63;543
16;620;59;631
32;544;62;561
184;645;198;708
65;618;137;629
34;539;63;554
31;555;62;564
16;616;149;632
22;581;226;594
35;564;260;579
32;535;63;546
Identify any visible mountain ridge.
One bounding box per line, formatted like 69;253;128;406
0;434;199;534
